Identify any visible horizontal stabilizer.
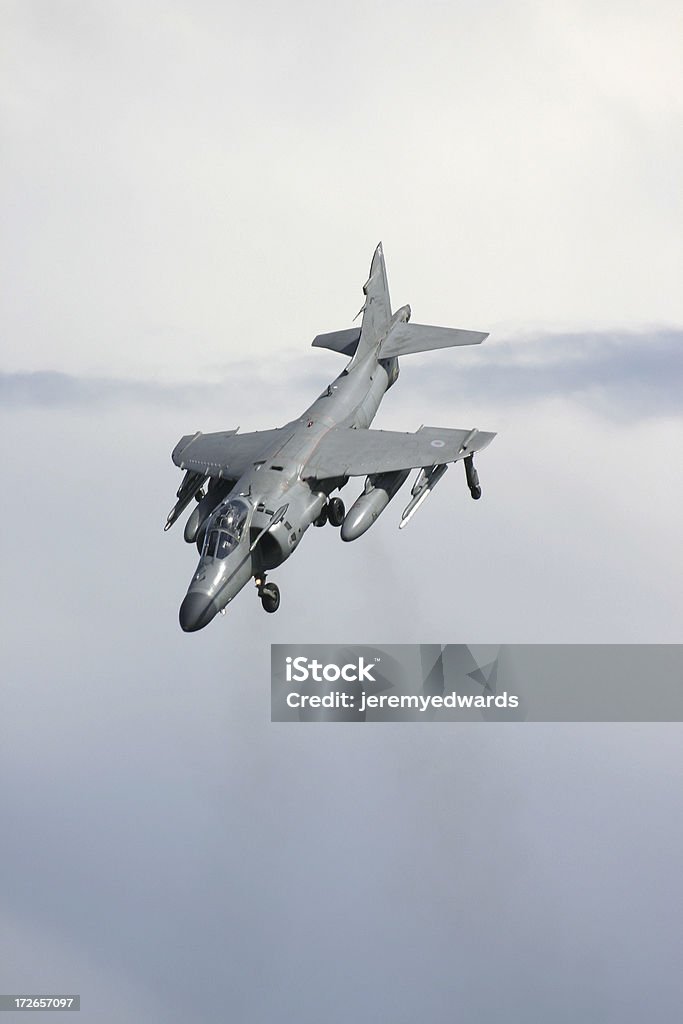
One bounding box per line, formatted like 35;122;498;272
379;323;488;359
312;327;361;357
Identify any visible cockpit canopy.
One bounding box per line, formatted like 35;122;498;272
202;498;250;560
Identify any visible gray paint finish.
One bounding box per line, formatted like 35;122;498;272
167;245;494;630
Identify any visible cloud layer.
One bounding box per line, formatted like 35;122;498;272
2;3;682;1020
2;327;680;420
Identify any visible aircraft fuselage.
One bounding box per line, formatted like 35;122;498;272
169;244;494;631
178;350;398;631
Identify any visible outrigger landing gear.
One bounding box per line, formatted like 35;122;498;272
464;454;482;500
254;575;280;613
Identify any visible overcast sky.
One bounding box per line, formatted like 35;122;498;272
1;2;682;1022
3;0;683;377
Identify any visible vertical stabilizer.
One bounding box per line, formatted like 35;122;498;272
350;243;392;365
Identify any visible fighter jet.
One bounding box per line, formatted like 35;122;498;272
165;244;495;631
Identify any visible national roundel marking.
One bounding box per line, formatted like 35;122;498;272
430;439;445;448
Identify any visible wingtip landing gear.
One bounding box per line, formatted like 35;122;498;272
255;575;280;613
464;454;482;500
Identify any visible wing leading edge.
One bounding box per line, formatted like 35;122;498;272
304;425;496;479
172;427;290;478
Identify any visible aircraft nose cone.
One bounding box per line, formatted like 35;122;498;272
179;592;218;632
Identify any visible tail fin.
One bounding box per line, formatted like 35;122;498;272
319;243;488;364
349;242;392;365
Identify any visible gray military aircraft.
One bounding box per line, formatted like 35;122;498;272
165;244;495;631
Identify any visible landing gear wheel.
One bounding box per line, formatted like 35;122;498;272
470;485;482;500
260;583;280;613
314;506;328;527
327;497;345;527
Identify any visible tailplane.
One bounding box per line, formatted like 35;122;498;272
379;322;488;358
311;243;488;362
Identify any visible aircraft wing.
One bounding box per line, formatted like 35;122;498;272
172;427;290;479
304;426;496;479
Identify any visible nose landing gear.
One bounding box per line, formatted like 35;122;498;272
254;575;281;613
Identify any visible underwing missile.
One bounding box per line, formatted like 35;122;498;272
399;464;448;529
164;470;207;531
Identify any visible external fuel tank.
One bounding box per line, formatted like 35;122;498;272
340;469;410;541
